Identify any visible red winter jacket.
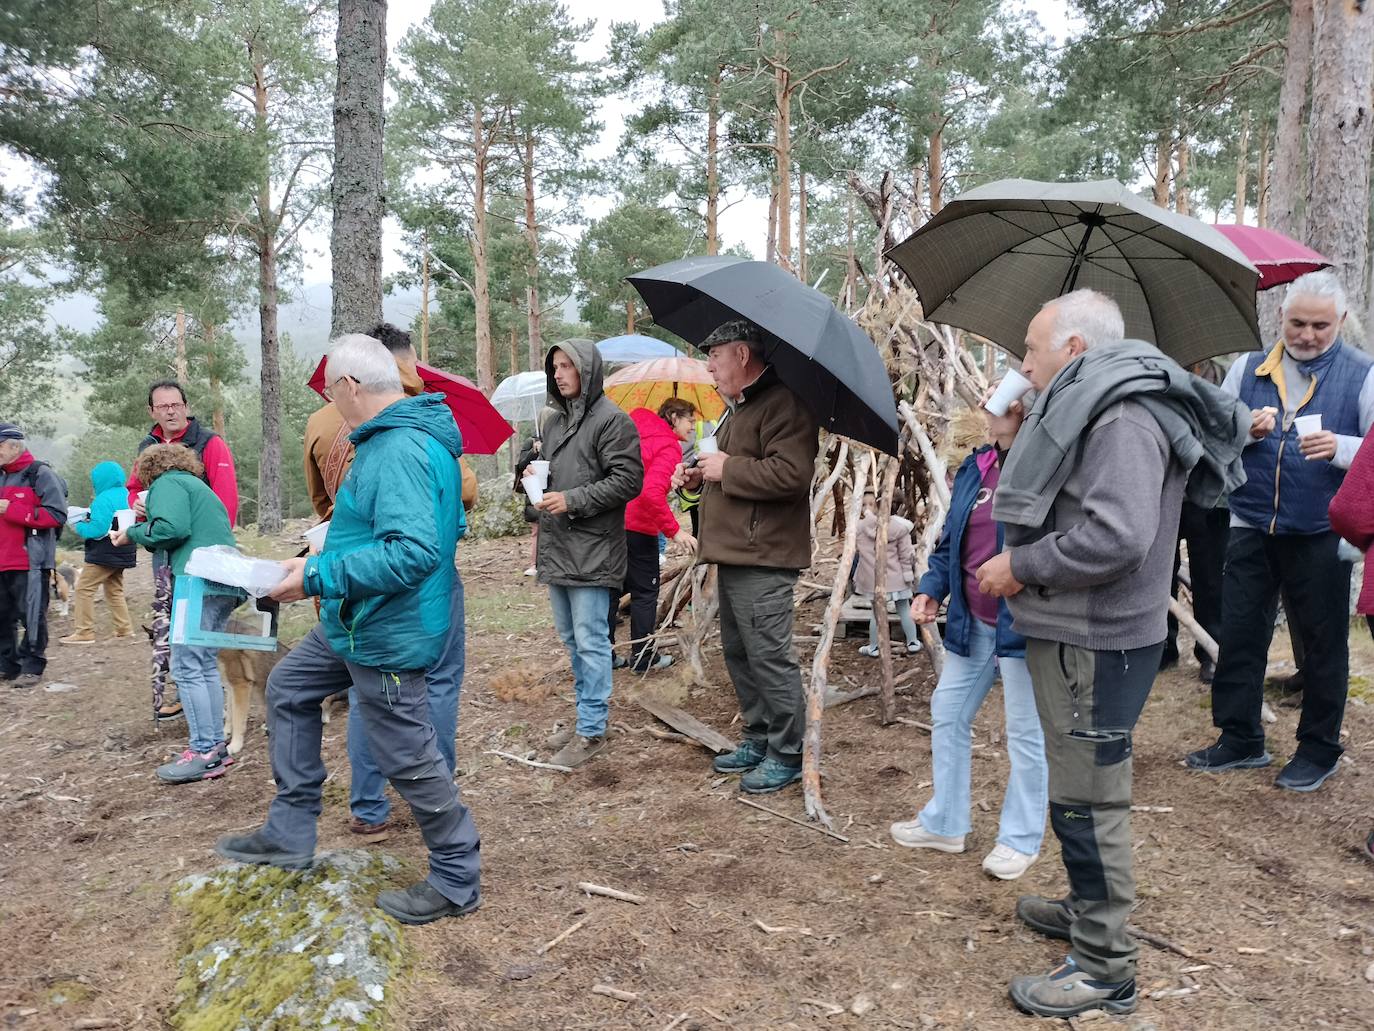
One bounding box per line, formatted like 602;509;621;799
624;408;685;539
1329;430;1374;615
1;451;65;572
126;420;239;528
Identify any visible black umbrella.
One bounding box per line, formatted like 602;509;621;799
626;256;899;454
886;178;1262;366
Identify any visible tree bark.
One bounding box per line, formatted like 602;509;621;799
1271;0;1314;240
522;130;543;372
253;58;282;534
706;72;720;256
1153;132;1173;207
330;0;386;338
773;40;793;273
798;171;809;283
1174;139;1191;216
174;306;188;382
626;300;635;334
1306;0;1374;317
420;230;430;363
874;455;901;724
471;106;496;396
765;186;778;264
928;128;944;214
1234;109;1250;223
1256;126;1271;227
910;164;925;228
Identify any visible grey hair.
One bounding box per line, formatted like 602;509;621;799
1282;270;1348;317
1042;289;1125;351
325;333;403;394
702;319;767;361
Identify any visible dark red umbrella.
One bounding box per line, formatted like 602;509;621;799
1212;225;1333;291
307;356;514;454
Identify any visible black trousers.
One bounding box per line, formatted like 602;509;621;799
1210;529;1351;767
0;568;49;677
608;531;662;670
1166;502;1229;663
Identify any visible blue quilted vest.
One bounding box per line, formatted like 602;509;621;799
1230;339;1371;535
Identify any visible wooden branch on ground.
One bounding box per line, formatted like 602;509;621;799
591;985;638;1002
1168;596;1218;662
576;882;646;905
895;716;933;733
1128;924;1198;960
737;796;850;844
823;683;913;709
753;918;813;935
631;693;733;753
537;915;590;955
803;451;871;828
487;750;573;774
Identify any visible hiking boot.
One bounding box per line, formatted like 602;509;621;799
1185;740;1271;771
889;817;965;852
1015;895;1076;941
60;632;96;645
550;734;606;768
740;757;802;794
712;739;766;774
1274;756;1338;793
157;748;227;784
14;673;41;689
215;829;314;870
349;816;392;843
1198;657;1216;684
632;654;674;672
982;843;1038;880
155;702;185;722
545;722;576;751
1009;956;1137;1018
377;881;481;925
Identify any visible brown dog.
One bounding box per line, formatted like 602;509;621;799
217;642;347;755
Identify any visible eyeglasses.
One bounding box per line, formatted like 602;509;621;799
151;402;186;413
323;375;358;401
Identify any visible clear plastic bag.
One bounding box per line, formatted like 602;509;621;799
184;545;289;598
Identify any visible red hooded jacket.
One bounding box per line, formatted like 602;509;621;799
625;408;685;539
1;451;65;572
1329;430;1374;615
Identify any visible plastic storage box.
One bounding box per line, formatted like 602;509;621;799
171;576;280;651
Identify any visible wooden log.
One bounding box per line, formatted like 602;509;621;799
1168;596;1218;662
873;451;903;724
632;693;733;753
803;452;870;828
591;985;638;1003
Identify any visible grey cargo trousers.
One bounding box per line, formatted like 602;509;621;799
262;625;481;906
1025;638;1162;984
717;565;804;764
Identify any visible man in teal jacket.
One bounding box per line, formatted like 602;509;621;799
216;334;481;925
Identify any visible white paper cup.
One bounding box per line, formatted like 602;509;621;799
530;460;550;487
1294;413;1323;437
113;509;136;533
304;521;330;552
136;490;149;505
984;369;1033;417
696;436;719;455
522;476;545;505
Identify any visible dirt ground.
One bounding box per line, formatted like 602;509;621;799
3;533;1374;1031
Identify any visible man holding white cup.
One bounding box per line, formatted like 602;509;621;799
1187;270;1374;792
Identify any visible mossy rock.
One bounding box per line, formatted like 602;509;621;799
169;850;408;1031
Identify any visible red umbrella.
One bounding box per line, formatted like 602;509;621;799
1212;225;1333;291
307;357;514;454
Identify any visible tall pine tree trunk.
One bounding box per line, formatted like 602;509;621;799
1256;127;1271;227
1272;0;1314;240
174;306;188;382
1174;140;1191;216
798;171;808;283
1153;132;1173;206
706;73;720;256
773;50;793;273
765;186;778;263
253;60;282;534
471;108;495;396
1234;110;1250;223
522;131;543;372
205;322;225;435
1306;0;1374;317
331;0;386;337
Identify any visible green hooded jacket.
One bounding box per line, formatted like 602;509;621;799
126;469;235;576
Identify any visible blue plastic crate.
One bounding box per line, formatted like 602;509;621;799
171;575;280;651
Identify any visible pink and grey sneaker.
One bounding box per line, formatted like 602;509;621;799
212;741;236;769
156;747;228;784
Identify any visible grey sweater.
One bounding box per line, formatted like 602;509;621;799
1005;400;1186;651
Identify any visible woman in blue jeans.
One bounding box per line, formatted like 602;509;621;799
889;391;1048;880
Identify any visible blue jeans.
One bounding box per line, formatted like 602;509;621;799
349;574;464;825
171;643;224;753
548;584;614;737
918;619;1047;855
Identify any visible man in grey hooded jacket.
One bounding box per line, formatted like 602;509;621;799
520;339;642;768
976;290;1249;1020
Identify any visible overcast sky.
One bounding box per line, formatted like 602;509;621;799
294;0;1079;284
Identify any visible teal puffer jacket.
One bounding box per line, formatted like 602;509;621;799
303;392;465;671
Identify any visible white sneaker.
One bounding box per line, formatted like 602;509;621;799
981;843;1038;880
523;566;537;577
889;818;965;852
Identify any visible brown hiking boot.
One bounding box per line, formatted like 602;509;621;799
1015;895;1076;941
545;722;576;751
348;816;392;843
550;735;606;769
60;632;96;645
